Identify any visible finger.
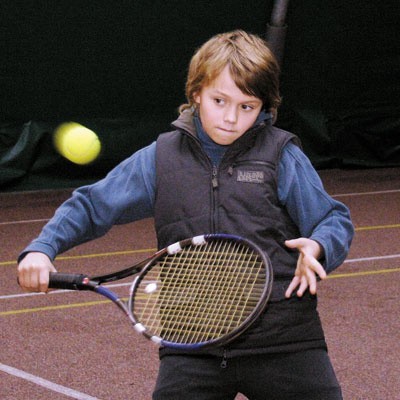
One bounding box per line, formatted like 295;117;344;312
316;264;327;280
38;268;50;293
285;238;305;250
296;276;308;297
20;268;33;291
24;270;37;292
308;259;327;280
17;269;25;289
19;267;40;292
306;268;317;294
18;263;32;290
28;269;40;291
285;276;300;298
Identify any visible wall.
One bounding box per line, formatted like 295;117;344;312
1;1;399;190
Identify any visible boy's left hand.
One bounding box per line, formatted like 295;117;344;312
284;238;327;298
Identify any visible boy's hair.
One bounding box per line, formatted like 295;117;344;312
180;30;281;114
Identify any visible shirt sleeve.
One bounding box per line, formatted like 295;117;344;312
278;142;354;273
20;142;157;261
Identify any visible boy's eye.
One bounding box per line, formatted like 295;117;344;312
214;98;225;105
241;104;254;111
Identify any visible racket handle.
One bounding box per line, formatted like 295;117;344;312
48;272;91;290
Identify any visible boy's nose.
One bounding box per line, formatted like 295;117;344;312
224;106;238;124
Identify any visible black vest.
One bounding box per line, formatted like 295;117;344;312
154;117;326;356
155;120;302;301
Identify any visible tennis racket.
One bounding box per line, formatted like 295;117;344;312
48;233;273;350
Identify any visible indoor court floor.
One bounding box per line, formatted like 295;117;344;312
1;167;399;400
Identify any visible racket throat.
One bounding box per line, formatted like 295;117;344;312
94;286;129;316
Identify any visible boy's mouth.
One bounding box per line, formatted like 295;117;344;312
218;127;236;133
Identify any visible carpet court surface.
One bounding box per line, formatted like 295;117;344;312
1;167;399;400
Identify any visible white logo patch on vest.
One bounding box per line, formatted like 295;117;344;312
237;170;265;184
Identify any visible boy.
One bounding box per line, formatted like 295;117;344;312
18;30;354;399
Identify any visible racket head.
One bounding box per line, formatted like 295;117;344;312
127;234;273;350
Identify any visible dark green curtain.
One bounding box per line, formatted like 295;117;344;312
276;1;400;168
1;0;399;191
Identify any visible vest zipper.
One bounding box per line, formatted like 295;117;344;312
210;164;219;233
212;165;219;188
189;135;219;233
220;348;228;368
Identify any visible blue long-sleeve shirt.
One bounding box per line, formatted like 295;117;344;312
21;139;354;273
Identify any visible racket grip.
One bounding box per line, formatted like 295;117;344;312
48;272;91;290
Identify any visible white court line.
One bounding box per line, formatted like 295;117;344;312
344;254;400;263
332;189;400;198
0;362;101;400
0;218;49;226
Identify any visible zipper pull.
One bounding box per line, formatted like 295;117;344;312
220;349;227;368
212;165;218;188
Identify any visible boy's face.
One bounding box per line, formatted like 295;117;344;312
194;66;263;145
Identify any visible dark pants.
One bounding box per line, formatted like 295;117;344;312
153;349;342;400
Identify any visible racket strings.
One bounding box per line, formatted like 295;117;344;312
132;239;266;344
159;245;207;342
163;243;261;339
204;241;253;339
178;240;238;343
140;250;264;341
139;262;263;340
219;243;264;328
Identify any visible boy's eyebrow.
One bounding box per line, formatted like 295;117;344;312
212;89;261;104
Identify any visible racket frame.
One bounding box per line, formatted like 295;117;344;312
127;234;273;349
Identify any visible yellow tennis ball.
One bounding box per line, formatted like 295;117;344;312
54;122;101;165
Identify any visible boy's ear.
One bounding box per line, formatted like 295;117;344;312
193;91;200;104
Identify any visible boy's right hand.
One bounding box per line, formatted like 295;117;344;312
17;252;57;293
